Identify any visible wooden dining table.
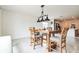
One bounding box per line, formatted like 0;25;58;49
29;27;61;51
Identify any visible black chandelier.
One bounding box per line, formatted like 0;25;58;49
37;5;50;22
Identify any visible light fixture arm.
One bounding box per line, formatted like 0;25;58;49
41;5;44;16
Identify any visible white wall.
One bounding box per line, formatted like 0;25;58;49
0;9;2;35
2;10;38;39
1;6;79;40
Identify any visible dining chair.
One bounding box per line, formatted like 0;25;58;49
46;29;57;52
60;28;68;53
41;27;53;48
47;27;68;52
42;33;48;44
29;27;43;49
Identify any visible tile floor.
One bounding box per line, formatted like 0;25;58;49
12;34;79;53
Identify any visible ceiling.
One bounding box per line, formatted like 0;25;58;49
0;5;79;19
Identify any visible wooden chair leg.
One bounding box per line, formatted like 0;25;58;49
61;47;67;53
41;39;43;47
33;43;35;49
65;47;67;53
61;48;62;53
33;39;35;49
48;46;50;52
